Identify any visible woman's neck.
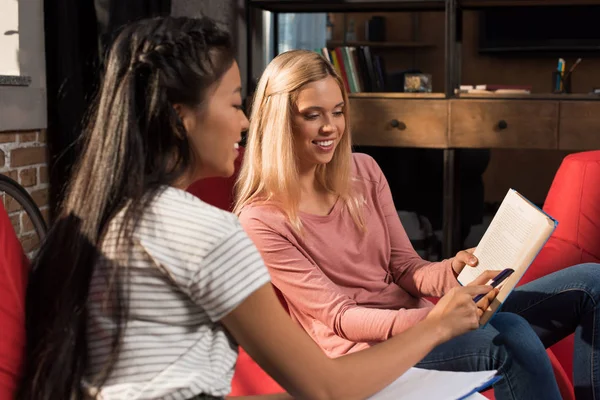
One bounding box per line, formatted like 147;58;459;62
297;165;319;196
297;164;337;216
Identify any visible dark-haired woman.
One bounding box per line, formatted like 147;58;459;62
17;16;496;400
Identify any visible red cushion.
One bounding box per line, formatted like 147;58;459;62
230;348;285;396
541;151;600;261
186;147;245;212
0;203;28;399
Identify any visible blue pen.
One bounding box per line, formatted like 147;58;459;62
473;268;515;303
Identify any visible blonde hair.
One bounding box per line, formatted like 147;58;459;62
234;49;364;231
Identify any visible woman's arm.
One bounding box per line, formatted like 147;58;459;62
222;282;492;400
372;158;459;298
242;216;431;342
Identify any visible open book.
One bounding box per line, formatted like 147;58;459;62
457;189;558;325
368;368;500;400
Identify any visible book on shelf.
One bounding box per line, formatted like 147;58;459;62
457;189;558;326
317;45;386;93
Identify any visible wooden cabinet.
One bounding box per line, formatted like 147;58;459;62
559;101;600;150
349;98;448;148
449;100;558;149
349;97;599;151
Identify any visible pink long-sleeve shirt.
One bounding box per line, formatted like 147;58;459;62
239;153;460;357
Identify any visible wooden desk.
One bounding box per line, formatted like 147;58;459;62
349;93;600;257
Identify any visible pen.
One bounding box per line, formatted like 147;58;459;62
473;268;515;303
564;58;583;83
559;58;566;92
556;58;564;92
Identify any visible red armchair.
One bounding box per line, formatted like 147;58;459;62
483;151;600;399
519;151;600;397
0;202;29;399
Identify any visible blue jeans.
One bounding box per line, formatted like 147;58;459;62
415;263;600;400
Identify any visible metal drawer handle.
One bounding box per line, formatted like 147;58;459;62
497;120;508;130
390;119;407;130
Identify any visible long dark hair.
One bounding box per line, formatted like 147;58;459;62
18;16;235;399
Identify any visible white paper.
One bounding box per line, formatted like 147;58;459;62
368;368;498;400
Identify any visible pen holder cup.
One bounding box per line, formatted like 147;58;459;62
552;71;572;94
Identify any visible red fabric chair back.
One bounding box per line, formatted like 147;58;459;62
0;202;29;399
186;148;245;212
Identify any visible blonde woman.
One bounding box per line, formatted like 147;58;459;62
235;49;600;400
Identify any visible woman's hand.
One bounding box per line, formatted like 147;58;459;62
467;270;502;317
425;284;493;342
450;248;503;313
450;247;478;276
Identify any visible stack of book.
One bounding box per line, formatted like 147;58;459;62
316;46;386;93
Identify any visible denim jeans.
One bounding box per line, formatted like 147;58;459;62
415;263;600;400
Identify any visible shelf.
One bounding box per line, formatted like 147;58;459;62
349;92;446;99
347;92;600;100
327;40;435;48
460;0;600;9
454;93;600;100
249;0;445;13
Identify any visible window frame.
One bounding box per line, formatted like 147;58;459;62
0;0;47;131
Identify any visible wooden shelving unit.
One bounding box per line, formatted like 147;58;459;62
460;0;600;8
349;92;445;98
455;93;600;100
249;0;445;12
326;40;435;49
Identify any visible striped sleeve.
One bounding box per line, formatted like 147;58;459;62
191;226;271;322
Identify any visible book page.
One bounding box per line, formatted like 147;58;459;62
458;189;552;285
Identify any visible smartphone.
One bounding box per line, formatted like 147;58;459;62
473;268;515;303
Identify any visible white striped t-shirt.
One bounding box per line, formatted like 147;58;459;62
85;187;271;399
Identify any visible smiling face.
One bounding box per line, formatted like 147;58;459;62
291;76;346;173
179;61;249;181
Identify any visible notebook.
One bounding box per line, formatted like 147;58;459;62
368;367;500;400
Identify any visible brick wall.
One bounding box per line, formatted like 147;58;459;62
0;129;49;255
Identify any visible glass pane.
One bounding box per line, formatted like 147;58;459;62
277;13;327;54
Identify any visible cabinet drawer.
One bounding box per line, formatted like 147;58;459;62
559;101;600;150
449;100;558;149
349;99;448;148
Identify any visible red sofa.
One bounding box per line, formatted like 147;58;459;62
0;202;29;400
188;150;600;399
